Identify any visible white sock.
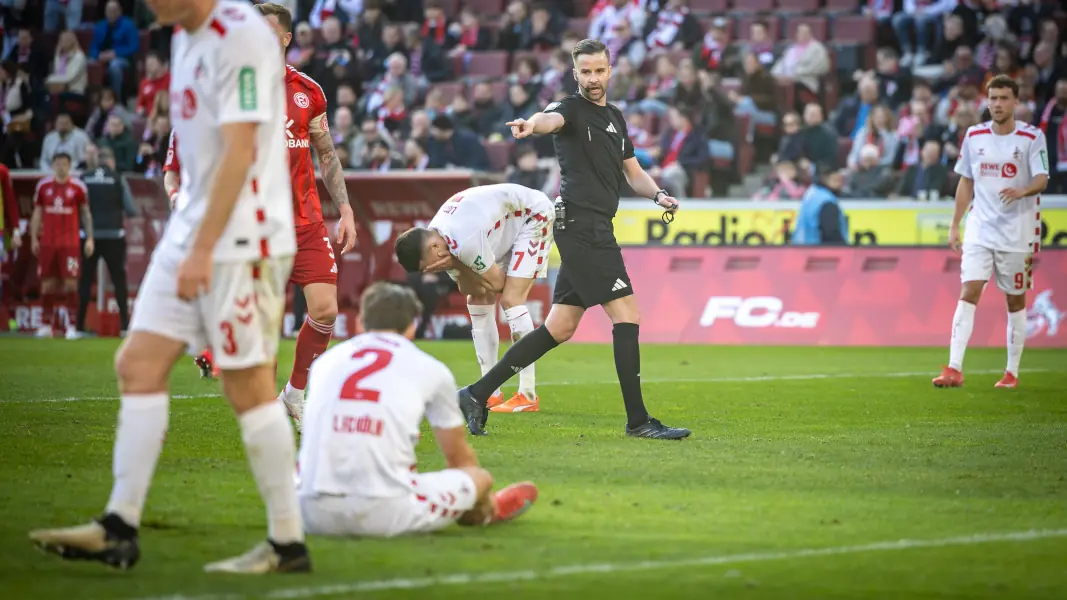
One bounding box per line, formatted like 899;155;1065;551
1006;309;1026;376
468;304;500;394
948;300;977;371
106;393;170;528
504;305;536;397
238;401;304;544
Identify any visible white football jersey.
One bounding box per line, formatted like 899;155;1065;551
297;332;465;499
954;120;1049;253
166;1;294;261
427;183;552;274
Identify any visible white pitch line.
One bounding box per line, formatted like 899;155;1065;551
3;368;1059;405
135;528;1067;600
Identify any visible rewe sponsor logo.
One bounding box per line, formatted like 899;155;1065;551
699;296;820;329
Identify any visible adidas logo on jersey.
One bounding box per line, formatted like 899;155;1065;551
606;122;618;134
611;278;628;291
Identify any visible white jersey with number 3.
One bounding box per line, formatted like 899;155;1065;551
166;0;294;262
297;332;465;499
427;183;553;275
954;120;1049;253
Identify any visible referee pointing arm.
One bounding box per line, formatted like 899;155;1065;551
458;39;690;440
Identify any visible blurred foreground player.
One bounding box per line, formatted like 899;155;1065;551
29;152;92;339
29;0;311;574
394;183;555;413
196;4;359;427
298;282;538;537
934;75;1049;389
0;162;19;302
458;40;689;440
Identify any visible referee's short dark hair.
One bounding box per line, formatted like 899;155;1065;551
360;282;423;333
571;38;610;64
394;227;428;273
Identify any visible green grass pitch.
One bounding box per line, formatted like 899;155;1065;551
0;338;1065;599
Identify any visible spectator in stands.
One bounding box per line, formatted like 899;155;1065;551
917;14;965;81
306;0;362;28
976;15;1017;72
799;103;838;170
847;104;899;169
5;29;49;87
792;164;848;245
0;61;37;169
509;56;543;100
447;92;475;132
645;0;701;53
741;20;776;71
835;76;881;138
754;159;807;201
498;1;531;53
699;71;737;197
1033;18;1067;63
559;31;582;55
1032;42;1066;106
983;43;1023;92
311;16;359;104
354;0;386;58
507;144;556;195
525;3;561;51
448;7;491;59
362;139;404;172
895;139;949;200
136;114;169;174
1037;79;1067;194
775;111;804;164
420;89;446;121
590;0;646;48
539;49;575;105
334;83;359;120
935;75;983;126
404;24;452;84
420;0;457;52
90;1;141;99
639;55;676;116
604;56;642;111
730;53;778;144
650;107;708;199
407;109;431;146
330;106;356;155
891;0;955;68
40;113;91;171
365;24;406;80
334;144;352;170
135;52;169;117
866;48;912;110
497;84;539;137
843;144;894;199
98;114;136;172
404;138;429;171
45;30;88;97
86;87;133;141
468;81;503;138
941;101;979;168
376;86;409;138
895;98;942;170
673;59;703;111
626;111;656;168
605;18;646;70
287;22;316;70
364;53;421;115
771;23;830;111
133;1;173;59
427;114;489;171
45;0;83;32
351;117;383;164
937;46;984;95
693;17;741;78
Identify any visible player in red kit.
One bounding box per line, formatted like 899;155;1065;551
30;152;93;338
192;3;357;419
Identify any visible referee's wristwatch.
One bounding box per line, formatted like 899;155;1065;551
652;189;669;206
652;189;675;225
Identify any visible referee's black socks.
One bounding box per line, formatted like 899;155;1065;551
613;323;650;429
470;325;559;402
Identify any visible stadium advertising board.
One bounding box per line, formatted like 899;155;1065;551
569;247;1067;348
613;198;1067;247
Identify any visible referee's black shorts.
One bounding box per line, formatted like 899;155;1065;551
552;216;633;309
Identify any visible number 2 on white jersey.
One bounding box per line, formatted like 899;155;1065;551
339;348;394;402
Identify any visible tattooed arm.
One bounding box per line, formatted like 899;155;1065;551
310;113;357;254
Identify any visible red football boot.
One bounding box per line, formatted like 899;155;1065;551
491;482;538;524
932;366;964;388
994;372;1018;389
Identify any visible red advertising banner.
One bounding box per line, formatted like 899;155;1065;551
570;247;1067;348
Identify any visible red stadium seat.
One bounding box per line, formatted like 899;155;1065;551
439;0;460;16
76;29;93;53
568;18;591;36
139;31;150;56
430;81;465;104
511;50;553;70
775;0;820;13
87;61;105;87
824;0;862;13
466;51;509;77
785;15;828;42
831;15;876;44
689;0;729;13
488;80;509;103
465;0;504;15
483;140;513;172
729;0;774;14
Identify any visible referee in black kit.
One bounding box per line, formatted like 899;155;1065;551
457;39;690;440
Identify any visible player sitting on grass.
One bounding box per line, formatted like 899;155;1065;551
394;183;554;414
297;282;538;537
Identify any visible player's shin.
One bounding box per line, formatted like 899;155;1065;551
948;300;977;371
235;390;304;544
469;326;558;402
503;306;536;397
1006;308;1026;376
105;393;170;529
613;323;650;429
467;302;500;379
288;316;334;392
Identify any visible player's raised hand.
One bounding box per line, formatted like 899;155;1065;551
423;249;454;273
948;224;962;254
177;252;212;301
336;204;357;255
507;118;535;139
999;187;1025;204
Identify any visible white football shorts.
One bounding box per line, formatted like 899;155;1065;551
129;239;293;370
299;469;478;538
506;211;554;279
960;243;1034;295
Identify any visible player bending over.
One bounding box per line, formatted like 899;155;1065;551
298;282;538;537
933;74;1049;389
30;0;310;573
195;4;358;429
30;152;92;339
393;183;554;413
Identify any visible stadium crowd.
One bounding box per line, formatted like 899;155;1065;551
0;0;1063;201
